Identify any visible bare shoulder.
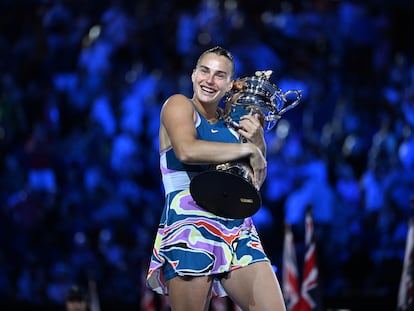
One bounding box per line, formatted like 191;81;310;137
163;94;191;109
161;94;194;118
159;94;196;151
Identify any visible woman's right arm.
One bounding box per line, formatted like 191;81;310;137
160;94;267;188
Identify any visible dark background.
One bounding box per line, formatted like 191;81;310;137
1;0;414;310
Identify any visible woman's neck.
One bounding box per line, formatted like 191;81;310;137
192;98;219;123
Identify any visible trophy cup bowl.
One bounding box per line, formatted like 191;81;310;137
190;70;302;219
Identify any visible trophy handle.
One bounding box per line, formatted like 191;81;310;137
277;89;302;116
262;89;302;131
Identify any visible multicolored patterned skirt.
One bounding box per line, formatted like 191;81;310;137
146;189;269;297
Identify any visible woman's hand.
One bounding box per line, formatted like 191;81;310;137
238;113;266;155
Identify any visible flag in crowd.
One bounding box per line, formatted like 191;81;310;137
397;218;414;311
299;209;323;311
282;223;301;311
283;209;323;311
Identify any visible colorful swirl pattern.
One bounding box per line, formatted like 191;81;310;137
146;189;269;296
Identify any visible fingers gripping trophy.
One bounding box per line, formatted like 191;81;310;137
190;70;302;219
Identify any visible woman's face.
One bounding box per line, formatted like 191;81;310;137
192;53;233;105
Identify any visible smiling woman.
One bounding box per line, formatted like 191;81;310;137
145;46;286;311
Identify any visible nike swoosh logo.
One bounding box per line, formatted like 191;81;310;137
211;129;219;133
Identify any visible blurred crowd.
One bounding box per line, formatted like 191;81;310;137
1;0;414;309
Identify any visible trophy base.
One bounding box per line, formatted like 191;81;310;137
190;170;261;219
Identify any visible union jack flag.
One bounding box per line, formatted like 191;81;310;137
282;223;301;311
299;209;323;311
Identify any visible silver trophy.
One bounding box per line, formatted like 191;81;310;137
190;70;302;219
